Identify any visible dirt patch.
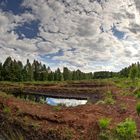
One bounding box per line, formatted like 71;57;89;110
0;82;140;140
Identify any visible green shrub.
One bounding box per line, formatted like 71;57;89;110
114;118;137;140
136;102;140;116
98;118;111;130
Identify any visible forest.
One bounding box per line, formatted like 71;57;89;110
0;56;139;82
0;57;93;81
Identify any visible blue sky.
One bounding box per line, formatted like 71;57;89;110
0;0;140;72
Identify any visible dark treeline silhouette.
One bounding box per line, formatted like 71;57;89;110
0;57;93;81
93;71;118;79
0;57;139;81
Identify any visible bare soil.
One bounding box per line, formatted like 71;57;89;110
0;81;139;140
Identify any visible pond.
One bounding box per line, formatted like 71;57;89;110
13;94;88;107
46;97;87;107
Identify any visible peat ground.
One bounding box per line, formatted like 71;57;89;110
0;80;139;140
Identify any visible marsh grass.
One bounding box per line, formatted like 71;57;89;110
1;128;25;140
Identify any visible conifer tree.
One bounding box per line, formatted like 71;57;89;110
2;57;13;81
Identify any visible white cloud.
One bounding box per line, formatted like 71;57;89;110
1;0;140;72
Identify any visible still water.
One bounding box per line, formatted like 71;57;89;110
14;94;88;107
46;97;87;107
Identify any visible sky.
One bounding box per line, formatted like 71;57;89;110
0;0;140;72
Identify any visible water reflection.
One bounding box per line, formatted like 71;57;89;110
46;98;87;107
13;94;88;107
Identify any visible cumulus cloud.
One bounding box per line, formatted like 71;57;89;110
0;0;140;72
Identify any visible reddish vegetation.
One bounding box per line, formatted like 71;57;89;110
0;82;140;140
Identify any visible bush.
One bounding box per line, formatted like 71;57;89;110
114;118;137;140
136;102;140;116
98;118;111;130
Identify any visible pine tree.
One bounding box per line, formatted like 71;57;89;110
63;67;71;80
40;64;48;81
72;71;77;80
33;60;41;81
2;57;13;81
25;59;33;81
54;68;63;81
48;71;54;81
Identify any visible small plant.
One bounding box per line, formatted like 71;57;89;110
104;91;115;105
64;128;73;140
31;122;40;130
3;106;11;115
98;118;111;130
98;118;111;140
39;97;46;104
114;118;137;140
136;92;140;98
119;103;127;113
136;102;140;116
53;106;62;111
104;98;115;105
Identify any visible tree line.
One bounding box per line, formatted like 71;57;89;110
0;57;139;82
94;62;140;80
119;62;140;80
0;57;93;81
